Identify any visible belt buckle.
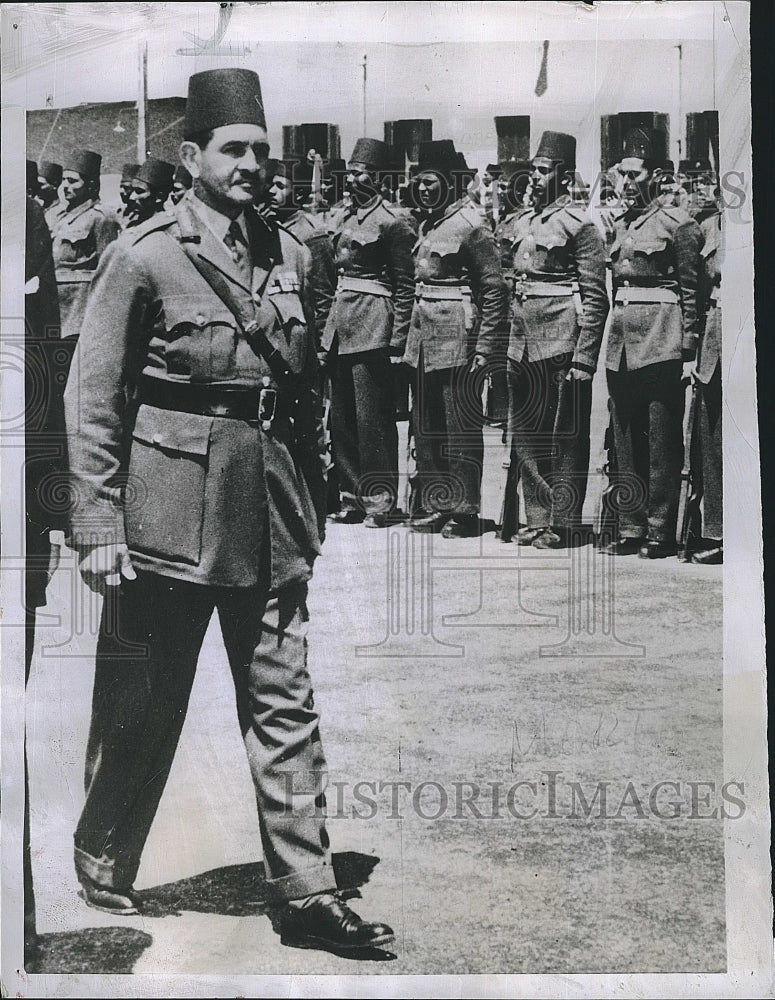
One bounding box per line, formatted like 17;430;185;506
622;279;630;307
415;281;425;301
258;387;277;430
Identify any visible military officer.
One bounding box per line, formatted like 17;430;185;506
403;139;510;538
322;137;416;527
52;148;120;342
677;158;717;222
170;163;193;204
601;127;703;558
268;158;336;335
117;162;140;227
37;160;65;228
64;67;393;952
125;157;175;227
493;161;532;269
690;201;723;564
503;131;609;548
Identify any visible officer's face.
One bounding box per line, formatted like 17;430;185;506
617;158;651;208
62;171;88;208
182;124;270;214
346;162;378;203
128;178;157;219
530;156;560;207
37;176;58;208
416;171;445;211
120;180;134;205
270;175;291;209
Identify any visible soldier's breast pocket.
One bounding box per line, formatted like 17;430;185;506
54;224;96;265
163;295;238;380
267;278;309;372
125;404;212;565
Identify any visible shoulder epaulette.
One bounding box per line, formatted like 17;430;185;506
125;211;177;245
277;222;305;248
659;205;694;227
459;201;483;228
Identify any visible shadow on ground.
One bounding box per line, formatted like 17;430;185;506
31;927;153;974
137;851;381;917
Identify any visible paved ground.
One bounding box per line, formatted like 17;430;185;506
26;419;726;977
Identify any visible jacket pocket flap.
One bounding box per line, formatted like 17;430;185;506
421;239;461;257
163;294;237;331
634;238;668;254
58;225;93;243
132;404;212;455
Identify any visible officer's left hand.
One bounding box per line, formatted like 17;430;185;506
470;354;487;374
566;367;593;382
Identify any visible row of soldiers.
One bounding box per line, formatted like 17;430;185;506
26;119;722;563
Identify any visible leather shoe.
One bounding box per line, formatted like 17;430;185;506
598;537;643;556
327;508;365;525
512;526;549;546
77;872;139;915
532;527;565;549
638;539;677;559
691;545;723;565
278;892;395;951
409;509;449;533
440;514;479;539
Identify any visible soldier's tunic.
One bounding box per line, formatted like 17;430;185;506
51;198;120;341
504;195;609;530
44;198;66;232
323;195;416;514
281;208;336;336
606;199;702;542
694;210;722;541
404;198;509;515
64;197;335;901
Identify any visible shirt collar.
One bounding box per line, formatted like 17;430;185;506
539;194;571;221
191;194;245;243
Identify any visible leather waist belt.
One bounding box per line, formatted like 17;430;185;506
415;283;471;301
337;275;392;297
615;285;679;305
513;279;574;298
138;375;293;429
55;269;94;284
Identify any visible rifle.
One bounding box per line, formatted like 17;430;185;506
594;400;619;548
498;432;519;541
676;379;702;561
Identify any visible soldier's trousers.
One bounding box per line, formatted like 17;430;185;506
507;355;592;529
606;360;684;542
331;348;398;513
74;570;335;902
411;363;484;515
695;363;723;541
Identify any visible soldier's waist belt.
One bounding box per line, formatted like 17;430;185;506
337;275;392;297
513;279;574;298
55;268;94;284
415;283;472;301
615;285;679;305
138;375;293;428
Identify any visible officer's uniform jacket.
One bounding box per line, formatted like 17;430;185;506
505;195;609;369
65;196;326;592
51;198;120;339
322;194;416;356
493;206;531;308
281;208;336;338
697;210;722;384
403;198;510;372
606;199;702;371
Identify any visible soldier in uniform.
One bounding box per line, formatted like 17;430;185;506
677;158;717;222
403;139;510;538
502;131;609;548
170;163;193;205
52;148;120;342
601;127;703;558
322;137;416;527
125;157;175;227
690;199;723;563
37;160;65;229
64;68;393;952
118;162;140;228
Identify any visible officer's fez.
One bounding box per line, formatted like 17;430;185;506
348;138;389;172
39;160;63;187
621;126;668;168
65;148;101;180
137;158;175;193
533;130;576;172
416;139;459;180
121;162;140;182
184;68;266;139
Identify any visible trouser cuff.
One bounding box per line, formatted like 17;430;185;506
265;862;338;903
74;845;136;889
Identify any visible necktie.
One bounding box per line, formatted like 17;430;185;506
224;219;252;283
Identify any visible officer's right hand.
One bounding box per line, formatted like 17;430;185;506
78;543;137;595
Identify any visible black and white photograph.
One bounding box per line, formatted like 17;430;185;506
0;1;769;995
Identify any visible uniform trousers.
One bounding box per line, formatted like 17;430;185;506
606;359;684;542
507;354;592;530
695;363;723;541
331;348;398;514
74;569;335;902
411;363;484;515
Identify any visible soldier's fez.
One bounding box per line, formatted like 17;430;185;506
173;164;193;188
121;162;141;182
621;126;668;167
678;158;713;176
64;148;101;179
39;160;63;187
533;130;576;172
184;68;266;140
348;138;389;172
416;139;459;179
137;158;175;192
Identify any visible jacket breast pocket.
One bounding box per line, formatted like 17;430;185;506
163;295;238;380
126;405;212;565
633;237;668;257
